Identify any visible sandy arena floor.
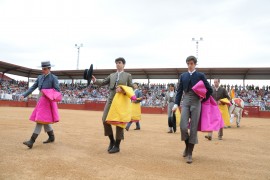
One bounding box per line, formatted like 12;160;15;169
0;107;270;180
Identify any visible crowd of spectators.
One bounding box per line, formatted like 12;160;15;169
0;79;28;100
1;79;270;111
220;84;270;111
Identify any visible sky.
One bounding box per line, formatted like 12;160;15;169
1;0;270;86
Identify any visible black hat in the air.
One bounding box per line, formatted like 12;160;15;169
83;64;93;86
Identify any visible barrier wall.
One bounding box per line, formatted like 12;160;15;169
0;100;269;118
242;106;260;118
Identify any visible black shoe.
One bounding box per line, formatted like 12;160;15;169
186;143;194;164
108;146;120;153
107;141;115;152
23;140;34;149
218;136;223;140
204;135;212;141
43;131;55;144
134;128;140;130
183;148;188;157
23;133;38;149
186;155;193;164
125;127;129;131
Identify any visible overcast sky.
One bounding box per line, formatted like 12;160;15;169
1;0;270;72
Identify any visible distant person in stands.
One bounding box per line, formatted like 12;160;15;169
20;61;60;149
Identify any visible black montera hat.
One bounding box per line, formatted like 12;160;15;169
83;64;93;86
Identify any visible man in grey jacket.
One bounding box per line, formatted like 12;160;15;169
92;57;132;153
20;61;60;149
163;84;177;133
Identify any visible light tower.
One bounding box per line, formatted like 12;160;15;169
75;43;83;70
192;37;203;59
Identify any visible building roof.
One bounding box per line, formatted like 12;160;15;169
1;60;270;80
0;72;13;81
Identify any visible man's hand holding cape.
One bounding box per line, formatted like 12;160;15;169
106;85;136;128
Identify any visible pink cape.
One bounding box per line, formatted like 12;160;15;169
29;89;61;124
192;80;224;131
192;80;207;99
198;96;224;132
41;89;62;102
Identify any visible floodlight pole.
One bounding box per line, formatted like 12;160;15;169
75;43;83;70
192;37;203;59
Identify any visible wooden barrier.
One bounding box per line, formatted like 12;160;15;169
0;100;270;118
58;103;85;110
142;107;165;114
85;100;106;111
242;106;260;118
0;100;27;107
27;98;37;107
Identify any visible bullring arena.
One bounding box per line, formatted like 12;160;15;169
1;107;269;179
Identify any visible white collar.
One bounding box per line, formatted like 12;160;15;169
188;69;196;75
44;72;51;77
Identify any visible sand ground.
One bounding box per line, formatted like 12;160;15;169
0;107;270;180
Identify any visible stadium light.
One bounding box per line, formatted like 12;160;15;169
75;43;83;70
192;37;203;59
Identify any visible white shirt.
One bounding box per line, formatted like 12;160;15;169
188;69;196;75
169;91;174;97
116;71;123;81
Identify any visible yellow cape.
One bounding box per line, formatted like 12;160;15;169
131;102;141;122
106;85;134;128
218;99;230;126
220;98;231;105
175;108;181;126
230;89;235;99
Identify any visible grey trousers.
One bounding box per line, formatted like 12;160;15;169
180;91;201;144
33;123;53;134
102;96;124;140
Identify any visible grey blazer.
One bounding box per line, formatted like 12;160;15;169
22;73;60;97
164;91;176;117
95;72;132;90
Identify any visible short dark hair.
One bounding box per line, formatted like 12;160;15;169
133;82;139;86
169;83;175;87
214;79;220;83
115;57;126;64
186;56;197;64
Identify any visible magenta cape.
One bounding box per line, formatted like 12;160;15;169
192;80;224;131
29;89;61;124
192;80;207;99
198;96;224;131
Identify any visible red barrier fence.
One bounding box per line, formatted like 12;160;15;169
242;106;260;118
0;100;269;118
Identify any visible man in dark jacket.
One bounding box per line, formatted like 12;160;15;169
173;56;213;163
